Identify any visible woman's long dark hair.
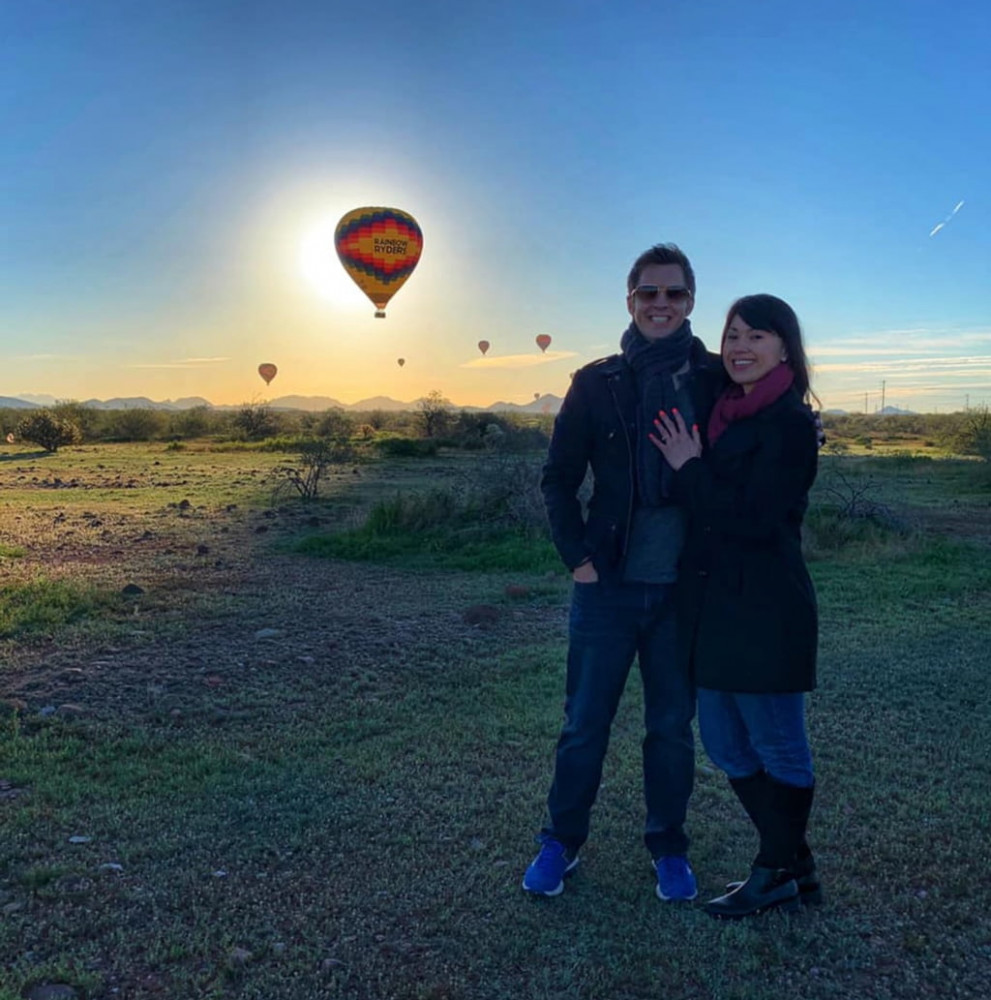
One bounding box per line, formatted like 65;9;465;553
722;294;818;405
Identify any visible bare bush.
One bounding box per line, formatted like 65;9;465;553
456;452;548;535
272;437;357;501
817;466;893;520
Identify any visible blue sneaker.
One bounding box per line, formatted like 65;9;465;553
522;836;579;896
654;855;698;901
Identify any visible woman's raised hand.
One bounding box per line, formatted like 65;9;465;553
648;408;702;471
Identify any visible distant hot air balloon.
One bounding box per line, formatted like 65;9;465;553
478;340;490;356
534;392;540;400
397;357;405;367
258;363;277;385
536;334;552;353
334;207;423;318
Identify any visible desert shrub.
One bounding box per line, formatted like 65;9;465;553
230;404;279;441
52;400;105;440
103;407;167;442
373;437;439;458
167;405;215;440
952;406;991;461
417;390;452;439
312;407;354;440
15;410;82;452
272;436;357;500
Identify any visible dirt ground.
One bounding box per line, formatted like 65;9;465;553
0;476;568;725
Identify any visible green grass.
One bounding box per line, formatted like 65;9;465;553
0;579;113;638
297;525;559;572
1;447;990;997
296;486;560;572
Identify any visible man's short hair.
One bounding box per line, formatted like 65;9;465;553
627;244;696;296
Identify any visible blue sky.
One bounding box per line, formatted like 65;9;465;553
3;0;989;411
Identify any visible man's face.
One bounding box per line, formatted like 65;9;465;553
626;263;694;341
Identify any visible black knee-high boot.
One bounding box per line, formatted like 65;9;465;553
723;772;822;905
705;776;814;918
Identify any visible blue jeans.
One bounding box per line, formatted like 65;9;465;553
542;580;695;857
697;688;814;787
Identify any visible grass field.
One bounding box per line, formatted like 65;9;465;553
1;440;989;999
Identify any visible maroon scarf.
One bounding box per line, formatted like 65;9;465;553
707;363;795;445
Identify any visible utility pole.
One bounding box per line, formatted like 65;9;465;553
880;379;886;413
864;392;869;414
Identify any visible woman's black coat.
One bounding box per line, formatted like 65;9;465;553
671;389;818;693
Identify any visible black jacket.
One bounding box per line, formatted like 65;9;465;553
672;389;819;693
541;338;725;583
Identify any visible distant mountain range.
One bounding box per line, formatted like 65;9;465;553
0;393;564;415
1;395;923;417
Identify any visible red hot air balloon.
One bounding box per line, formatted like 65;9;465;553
397;358;405;367
334;207;423;318
478;340;490;356
536;334;552;353
258;363;277;385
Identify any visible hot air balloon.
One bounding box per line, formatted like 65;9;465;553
478;340;490;356
397;358;405;367
334;207;423;318
534;392;540;400
258;363;277;385
536;334;552;353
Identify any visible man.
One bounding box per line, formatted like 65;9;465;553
523;244;725;900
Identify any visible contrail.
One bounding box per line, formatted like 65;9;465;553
929;199;965;236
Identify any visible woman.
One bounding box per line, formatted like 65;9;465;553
650;294;820;918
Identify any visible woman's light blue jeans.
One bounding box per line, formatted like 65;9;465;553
697;687;813;787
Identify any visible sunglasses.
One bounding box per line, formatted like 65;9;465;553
631;284;692;304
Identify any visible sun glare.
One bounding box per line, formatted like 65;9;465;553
298;216;363;307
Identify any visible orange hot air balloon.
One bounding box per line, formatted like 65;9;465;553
258;363;277;385
334;207;423;318
536;334;552;353
397;357;405;367
478;340;490;356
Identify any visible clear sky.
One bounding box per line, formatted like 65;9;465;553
3;0;989;412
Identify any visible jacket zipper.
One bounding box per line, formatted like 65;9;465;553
606;374;636;563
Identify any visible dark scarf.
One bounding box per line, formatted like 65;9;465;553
708;363;795;445
621;320;695;505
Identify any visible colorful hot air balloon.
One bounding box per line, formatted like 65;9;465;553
478;340;490;356
397;357;405;367
334;207;423;318
258;363;277;385
536;334;552;353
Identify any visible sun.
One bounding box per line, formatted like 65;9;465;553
298;216;363;307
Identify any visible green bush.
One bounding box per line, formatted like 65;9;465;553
373;437;439;458
15;410;82;452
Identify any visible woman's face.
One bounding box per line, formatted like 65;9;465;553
722;314;786;394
